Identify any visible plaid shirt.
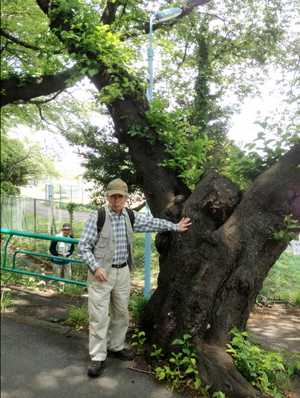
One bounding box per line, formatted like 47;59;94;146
77;206;179;272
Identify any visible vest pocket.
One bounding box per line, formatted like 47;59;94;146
97;231;109;248
93;250;105;267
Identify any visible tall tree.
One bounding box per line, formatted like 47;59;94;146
1;1;299;396
1;134;61;193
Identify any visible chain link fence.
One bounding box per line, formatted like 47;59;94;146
1;195;158;290
261;240;300;301
1;194;299;299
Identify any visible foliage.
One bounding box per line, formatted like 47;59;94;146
66;202;78;225
274;214;300;245
1;0;66;80
63;122;143;204
1;181;20;196
0;134;61;192
261;250;300;303
154;334;211;393
151;344;164;362
191;23;235;171
146;100;214;189
220;127;300;190
212;393;228;398
226;328;294;397
131;328;146;355
1;264;47;290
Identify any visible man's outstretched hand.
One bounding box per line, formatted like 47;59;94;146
178;218;192;232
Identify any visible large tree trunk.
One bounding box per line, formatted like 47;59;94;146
141;144;300;396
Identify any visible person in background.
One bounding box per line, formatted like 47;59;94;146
78;178;192;376
50;223;74;280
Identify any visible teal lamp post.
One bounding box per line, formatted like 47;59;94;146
147;7;182;102
144;7;182;298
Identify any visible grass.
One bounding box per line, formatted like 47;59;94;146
62;303;89;330
1;290;13;312
129;295;149;322
261;251;300;304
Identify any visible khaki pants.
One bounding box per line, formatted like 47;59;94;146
52;262;72;280
87;265;131;361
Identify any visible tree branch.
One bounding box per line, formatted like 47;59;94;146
122;0;213;38
36;104;55;127
14;91;63;106
0;28;63;54
100;0;122;25
0;65;78;107
6;147;32;181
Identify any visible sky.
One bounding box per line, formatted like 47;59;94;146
228;75;286;145
229;97;272;144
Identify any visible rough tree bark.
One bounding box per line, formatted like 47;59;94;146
0;67;77;107
4;1;300;396
141;144;300;396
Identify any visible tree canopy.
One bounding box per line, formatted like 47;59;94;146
1;0;299;196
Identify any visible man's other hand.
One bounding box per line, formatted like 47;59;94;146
95;267;108;282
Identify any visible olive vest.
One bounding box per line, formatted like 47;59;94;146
92;207;135;272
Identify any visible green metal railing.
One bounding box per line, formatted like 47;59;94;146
1;228;86;286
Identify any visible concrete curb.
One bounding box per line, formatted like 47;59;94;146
2;309;89;340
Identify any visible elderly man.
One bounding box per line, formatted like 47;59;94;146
78;178;191;376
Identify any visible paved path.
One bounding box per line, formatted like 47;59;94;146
247;307;300;355
1;286;300;398
22;199;92;222
2;317;187;398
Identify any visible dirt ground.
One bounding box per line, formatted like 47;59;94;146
247;305;300;355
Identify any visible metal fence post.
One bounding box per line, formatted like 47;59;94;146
34;199;37;250
144;203;151;298
50;201;54;235
10;196;12;229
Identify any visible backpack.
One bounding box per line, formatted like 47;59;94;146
97;207;135;233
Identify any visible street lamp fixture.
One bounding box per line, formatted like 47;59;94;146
147;7;182;102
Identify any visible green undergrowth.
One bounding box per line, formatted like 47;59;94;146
130;328;300;398
62;303;89;330
226;328;300;398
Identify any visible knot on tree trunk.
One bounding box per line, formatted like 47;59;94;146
199;172;240;226
201;196;234;226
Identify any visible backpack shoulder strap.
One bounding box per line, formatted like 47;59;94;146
97;207;134;232
97;207;106;233
126;208;135;228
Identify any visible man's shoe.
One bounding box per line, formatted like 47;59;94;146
107;348;135;361
87;360;105;376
